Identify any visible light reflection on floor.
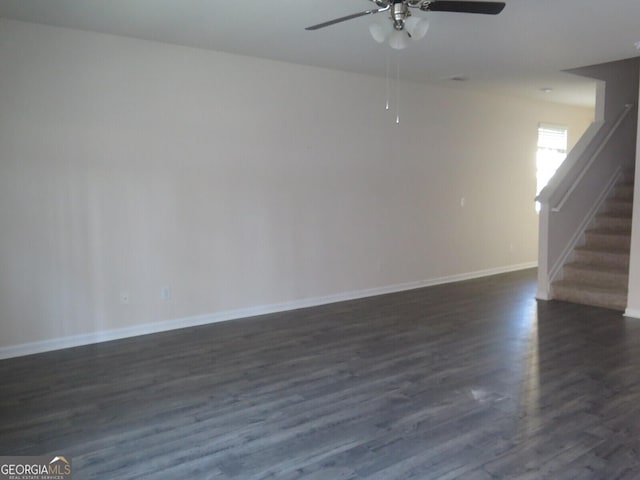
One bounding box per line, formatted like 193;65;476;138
520;304;540;437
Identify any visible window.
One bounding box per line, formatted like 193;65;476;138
535;123;568;212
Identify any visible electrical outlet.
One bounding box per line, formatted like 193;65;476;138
161;287;171;302
120;291;130;305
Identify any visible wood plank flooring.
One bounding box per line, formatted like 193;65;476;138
2;269;640;479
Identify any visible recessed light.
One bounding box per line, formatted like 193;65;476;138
540;87;553;94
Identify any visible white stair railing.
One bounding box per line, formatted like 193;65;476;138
550;104;634;212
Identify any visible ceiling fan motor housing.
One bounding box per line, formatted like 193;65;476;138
391;0;409;30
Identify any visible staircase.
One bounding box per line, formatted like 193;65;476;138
551;170;634;311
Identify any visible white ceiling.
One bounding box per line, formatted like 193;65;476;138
1;0;639;107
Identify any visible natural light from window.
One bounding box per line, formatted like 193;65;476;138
536;123;568;212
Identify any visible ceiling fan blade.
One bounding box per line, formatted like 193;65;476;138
425;1;505;15
305;6;389;31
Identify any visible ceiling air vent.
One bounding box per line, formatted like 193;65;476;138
445;75;470;82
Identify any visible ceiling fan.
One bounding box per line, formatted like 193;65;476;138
306;0;506;34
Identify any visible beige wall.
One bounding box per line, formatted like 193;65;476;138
0;19;594;354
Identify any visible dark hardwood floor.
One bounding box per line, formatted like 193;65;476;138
2;269;640;479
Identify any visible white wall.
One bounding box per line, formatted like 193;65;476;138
626;63;640;318
0;19;594;355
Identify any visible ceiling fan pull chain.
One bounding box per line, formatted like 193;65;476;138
385;51;391;111
395;54;401;124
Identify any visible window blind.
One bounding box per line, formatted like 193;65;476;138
537;123;568;153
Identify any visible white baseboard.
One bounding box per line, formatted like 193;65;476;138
0;262;537;360
536;290;552;301
624;309;640;319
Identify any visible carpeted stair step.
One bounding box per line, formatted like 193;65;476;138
573;245;630;269
613;184;635;201
621;170;636;183
550;170;633;311
562;262;629;289
584;227;631;249
593;212;632;230
603;198;633;215
552;280;627;311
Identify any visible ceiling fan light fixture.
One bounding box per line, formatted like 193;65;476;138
369;22;391;43
388;29;409;50
404;16;429;40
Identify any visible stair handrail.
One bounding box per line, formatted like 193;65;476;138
550;103;634;212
